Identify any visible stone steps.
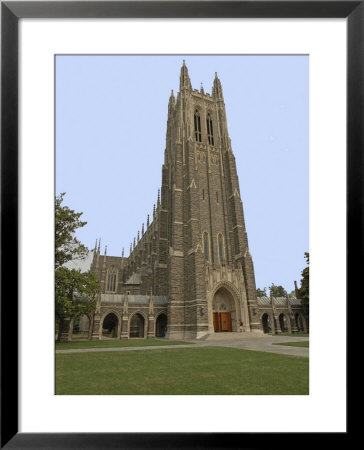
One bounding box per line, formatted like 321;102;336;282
198;331;267;341
202;332;244;341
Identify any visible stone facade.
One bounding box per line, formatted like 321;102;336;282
59;62;308;342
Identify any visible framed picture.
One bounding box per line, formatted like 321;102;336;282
1;1;356;447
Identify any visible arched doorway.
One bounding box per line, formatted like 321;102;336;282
262;313;271;334
130;313;145;338
72;315;90;340
102;313;118;338
279;313;288;332
212;287;236;332
295;313;306;332
156;313;167;337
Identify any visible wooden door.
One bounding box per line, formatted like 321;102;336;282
226;312;232;332
213;312;220;332
220;312;232;332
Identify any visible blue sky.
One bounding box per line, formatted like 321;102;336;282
56;55;308;293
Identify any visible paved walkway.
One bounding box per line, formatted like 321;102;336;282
56;334;308;358
192;335;309;357
56;344;197;354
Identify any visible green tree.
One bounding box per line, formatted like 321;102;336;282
256;287;268;297
55;267;99;321
298;252;309;308
55;193;99;341
269;283;287;298
55;192;88;269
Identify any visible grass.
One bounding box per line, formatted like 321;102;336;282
71;333;89;339
273;341;309;348
56;347;309;395
56;338;193;350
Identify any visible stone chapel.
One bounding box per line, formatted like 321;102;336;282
60;62;308;342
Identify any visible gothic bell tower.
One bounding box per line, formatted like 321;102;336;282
163;61;261;339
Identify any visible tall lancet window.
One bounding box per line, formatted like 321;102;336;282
203;232;209;260
218;234;224;263
107;268;117;292
194;110;202;142
206;113;214;146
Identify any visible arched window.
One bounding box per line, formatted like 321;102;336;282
206;113;214;146
194;109;202;142
203;232;209;260
218;234;224;262
107;268;117;292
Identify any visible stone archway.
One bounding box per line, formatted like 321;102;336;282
279;313;288;333
262;313;271;334
71;314;91;340
129;313;145;338
295;313;303;332
212;287;237;332
102;312;119;338
295;312;307;333
155;313;167;337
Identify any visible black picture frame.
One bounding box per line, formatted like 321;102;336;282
1;1;356;448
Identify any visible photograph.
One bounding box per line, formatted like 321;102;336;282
55;55;309;395
1;0;355;445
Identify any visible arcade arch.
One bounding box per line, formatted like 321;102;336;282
155;313;167;337
279;313;289;333
261;313;272;334
71;314;91;340
295;312;307;333
129;312;145;338
102;312;119;338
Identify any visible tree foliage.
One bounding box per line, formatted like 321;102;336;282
55;267;99;320
55;193;99;332
298;252;309;308
256;287;268;297
55;192;88;269
269;283;287;298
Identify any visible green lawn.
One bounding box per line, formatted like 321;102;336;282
273;341;309;348
56;347;309;395
56;338;192;351
71;333;89;340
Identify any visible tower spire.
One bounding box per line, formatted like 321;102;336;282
95;239;101;270
179;60;192;91
102;246;107;272
212;72;223;100
168;89;176;115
